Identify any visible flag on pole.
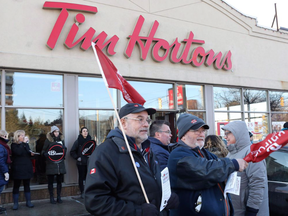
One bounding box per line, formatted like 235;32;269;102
244;130;288;163
94;45;146;105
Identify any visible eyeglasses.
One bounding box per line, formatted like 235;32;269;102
124;117;152;124
224;131;231;136
189;129;208;135
158;130;172;134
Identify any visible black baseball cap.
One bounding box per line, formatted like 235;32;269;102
119;103;156;118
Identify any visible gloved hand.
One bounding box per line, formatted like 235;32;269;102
4;172;9;181
141;203;159;216
165;192;179;209
77;157;81;162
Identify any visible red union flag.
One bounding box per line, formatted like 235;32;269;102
244;130;288;163
94;45;146;105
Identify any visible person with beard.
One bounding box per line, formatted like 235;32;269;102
222;121;269;216
168;113;248;216
84;103;179;216
0;130;11;213
70;127;95;198
42;126;66;204
11;130;34;210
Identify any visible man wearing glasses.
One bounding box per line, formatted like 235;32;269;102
85;103;178;216
168;113;248;216
149;120;172;171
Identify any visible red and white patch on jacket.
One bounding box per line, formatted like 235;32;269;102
90;168;96;174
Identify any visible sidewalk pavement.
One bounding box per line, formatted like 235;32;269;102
1;196;92;216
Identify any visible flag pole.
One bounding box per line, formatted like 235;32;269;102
91;42;149;204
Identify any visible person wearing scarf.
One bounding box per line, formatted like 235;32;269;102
70;127;95;198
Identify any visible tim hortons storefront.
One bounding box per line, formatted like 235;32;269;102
1;0;288;202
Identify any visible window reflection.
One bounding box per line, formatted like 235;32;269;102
243;89;267;112
214;112;242;136
271;114;288;132
266;151;288;182
5;108;63;186
120;81;173;109
79;77;116;108
6;72;63;107
79;110;115;144
214;87;241;111
181;85;204;111
245;114;268;142
269;91;288;112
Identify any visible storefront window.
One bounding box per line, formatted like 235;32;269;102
214;112;242;136
243;89;267;112
78;77;116;109
120;81;173;110
245;113;268;142
79;110;115;144
5;108;63;186
5;72;63;107
181;85;204;111
214;87;241;111
269;91;288;112
0;71;1;105
271;113;288;132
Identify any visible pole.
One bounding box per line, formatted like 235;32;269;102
91;42;150;204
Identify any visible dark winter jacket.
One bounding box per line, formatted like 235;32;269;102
0;138;9;186
11;142;34;180
85;127;167;216
168;140;238;216
149;137;170;171
42;132;66;175
70;134;94;166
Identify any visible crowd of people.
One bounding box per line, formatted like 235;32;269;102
0;103;286;215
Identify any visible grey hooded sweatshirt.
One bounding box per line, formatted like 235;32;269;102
223;121;269;216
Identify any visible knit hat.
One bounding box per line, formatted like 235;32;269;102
51;125;60;133
177;113;209;139
119;103;156;118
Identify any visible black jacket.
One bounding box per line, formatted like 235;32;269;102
168;140;237;216
70;134;93;166
41;132;66;175
85;127;166;216
11;142;34;179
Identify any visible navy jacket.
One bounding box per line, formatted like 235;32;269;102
0;142;9;186
149;137;170;171
168;140;237;216
85;127;168;216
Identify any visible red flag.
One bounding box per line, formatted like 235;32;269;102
244;130;288;163
94;45;146;105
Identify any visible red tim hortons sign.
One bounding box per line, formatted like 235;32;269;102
47;144;65;163
81;140;96;156
43;2;232;71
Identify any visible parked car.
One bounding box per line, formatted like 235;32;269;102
265;145;288;216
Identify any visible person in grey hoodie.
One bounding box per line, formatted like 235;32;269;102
222;121;269;216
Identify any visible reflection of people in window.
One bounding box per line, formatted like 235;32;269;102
35;133;47;184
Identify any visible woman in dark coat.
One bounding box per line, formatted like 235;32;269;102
42;126;66;204
0;130;11;213
11;130;34;210
70;127;95;198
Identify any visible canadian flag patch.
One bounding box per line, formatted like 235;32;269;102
90;168;96;174
191;119;197;124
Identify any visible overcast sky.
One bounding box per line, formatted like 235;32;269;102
223;0;288;29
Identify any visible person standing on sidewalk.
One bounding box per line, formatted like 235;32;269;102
42;126;67;204
0;130;11;213
70;127;95;198
11;130;34;210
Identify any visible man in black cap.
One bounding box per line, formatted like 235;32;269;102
168;113;248;216
85;103;179;216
